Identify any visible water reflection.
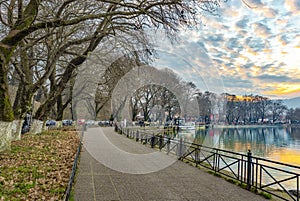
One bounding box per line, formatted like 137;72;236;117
178;127;300;166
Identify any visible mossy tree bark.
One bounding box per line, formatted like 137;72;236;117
13;83;33;119
0;54;14;122
13;41;34;119
0;0;39;122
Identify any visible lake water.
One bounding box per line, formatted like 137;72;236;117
178;126;300;191
178;126;300;166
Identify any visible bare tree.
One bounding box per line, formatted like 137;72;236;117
196;91;213;123
268;100;287;124
0;0;224;122
130;84;180;122
94;51;144;120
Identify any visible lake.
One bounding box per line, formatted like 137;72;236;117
178;126;300;166
177;126;300;191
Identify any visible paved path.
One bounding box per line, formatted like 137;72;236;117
74;127;267;201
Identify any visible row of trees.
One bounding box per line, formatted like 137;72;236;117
127;83;290;125
224;94;287;125
0;0;223;123
130;84;180;122
286;108;300;124
105;65;198;123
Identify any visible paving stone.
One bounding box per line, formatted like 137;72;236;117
74;127;267;201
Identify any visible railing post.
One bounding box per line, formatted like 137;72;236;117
195;146;199;167
297;175;299;201
214;149;218;173
247;150;252;190
159;136;163;150
136;130;139;142
177;138;183;159
151;135;155;148
167;137;170;154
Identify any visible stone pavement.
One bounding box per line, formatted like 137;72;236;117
74;127;267;201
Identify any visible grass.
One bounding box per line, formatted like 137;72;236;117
0;129;80;201
259;191;272;199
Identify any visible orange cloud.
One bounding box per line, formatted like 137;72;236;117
263;48;272;53
264;83;300;95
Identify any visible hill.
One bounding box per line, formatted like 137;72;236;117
282;97;300;109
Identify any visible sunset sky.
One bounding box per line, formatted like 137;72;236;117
153;0;300;99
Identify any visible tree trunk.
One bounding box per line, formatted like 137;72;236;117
56;94;72;121
35;40;100;120
56;94;63;121
0;55;14;122
0;0;39;121
72;101;77;120
13;83;33;119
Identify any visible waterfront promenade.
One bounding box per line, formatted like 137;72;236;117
74;127;267;201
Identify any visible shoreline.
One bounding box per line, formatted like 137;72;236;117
207;124;292;129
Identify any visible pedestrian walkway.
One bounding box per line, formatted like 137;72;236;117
74;127;267;201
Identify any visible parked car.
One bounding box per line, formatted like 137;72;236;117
62;119;73;126
77;119;85;125
46;120;56;126
98;120;110;127
85;120;95;126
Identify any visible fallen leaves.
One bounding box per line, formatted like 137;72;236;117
0;130;80;200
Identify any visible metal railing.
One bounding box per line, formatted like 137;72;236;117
64;126;84;200
116;125;300;201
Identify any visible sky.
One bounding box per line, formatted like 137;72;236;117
153;0;300;100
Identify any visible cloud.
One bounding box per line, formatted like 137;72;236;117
244;36;267;52
203;18;231;30
244;0;264;7
152;1;300;98
264;83;300;97
277;34;289;46
197;41;208;52
218;1;241;19
255;74;300;83
235;18;249;30
244;63;255;69
251;22;272;38
205;34;225;47
212;58;223;65
276;18;288;26
261;7;278;18
260;63;274;71
220;76;255;94
226;37;244;51
285;0;300;15
239;0;278;18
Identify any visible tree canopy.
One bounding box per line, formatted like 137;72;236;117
0;0;224;122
